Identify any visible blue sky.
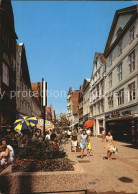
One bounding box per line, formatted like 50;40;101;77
12;1;136;114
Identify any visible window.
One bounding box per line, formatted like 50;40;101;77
109;55;112;66
101;100;104;112
129;50;135;73
108;72;112;88
98;102;100;114
101;81;104;95
118;42;122;56
129;26;135;43
117;89;124;105
118;63;122;81
108;95;113;108
128;82;135;101
98;70;100;80
97;84;99;97
2;63;9;86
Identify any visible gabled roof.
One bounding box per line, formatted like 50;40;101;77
104;5;137;56
93;52;106;64
82;78;90;91
68;87;73;95
17;43;31;88
91;52;106;78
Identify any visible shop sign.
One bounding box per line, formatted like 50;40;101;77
105;115;110;119
122;110;131;116
111;111;120;118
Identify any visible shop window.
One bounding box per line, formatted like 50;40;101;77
129;50;135;73
117;63;122;81
128;82;135;101
2;63;9;86
117;88;124;105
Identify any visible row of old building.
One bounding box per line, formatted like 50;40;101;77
0;0;56;128
67;5;138;142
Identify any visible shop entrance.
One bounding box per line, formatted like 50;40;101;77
106;118;136;143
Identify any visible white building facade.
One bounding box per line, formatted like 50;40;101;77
104;5;138;142
89;53;106;136
83;79;90;123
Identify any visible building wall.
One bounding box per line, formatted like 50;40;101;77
0;0;17;126
89;53;106;135
83;86;90;118
105;18;138;113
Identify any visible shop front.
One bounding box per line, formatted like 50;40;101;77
105;106;138;144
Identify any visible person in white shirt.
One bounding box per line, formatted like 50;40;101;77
7;144;14;163
45;132;50;140
0;139;14;165
67;130;72;138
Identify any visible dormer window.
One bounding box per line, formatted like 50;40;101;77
116;27;122;37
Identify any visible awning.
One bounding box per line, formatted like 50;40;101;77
84;120;94;128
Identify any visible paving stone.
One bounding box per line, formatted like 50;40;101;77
65;137;138;194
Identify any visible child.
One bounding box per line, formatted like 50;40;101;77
86;136;92;156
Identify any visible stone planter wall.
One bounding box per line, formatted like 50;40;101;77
0;162;87;194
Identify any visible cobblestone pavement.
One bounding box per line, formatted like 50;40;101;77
65;137;138;194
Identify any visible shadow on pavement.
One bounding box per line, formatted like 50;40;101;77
121;144;138;149
118;177;133;183
87;191;134;194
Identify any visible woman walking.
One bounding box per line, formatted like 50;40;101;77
104;131;115;160
80;130;88;159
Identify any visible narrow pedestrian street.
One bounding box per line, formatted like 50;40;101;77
65;137;138;194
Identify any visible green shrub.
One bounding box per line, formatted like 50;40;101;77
16;140;66;161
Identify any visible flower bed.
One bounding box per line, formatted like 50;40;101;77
12;158;74;172
12;139;74;172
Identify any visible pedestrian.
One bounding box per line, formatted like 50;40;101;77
86;135;92;156
71;129;78;152
38;135;43;142
104;131;115;160
80;130;88;159
79;127;83;134
101;129;105;142
32;132;38;141
0;138;14;166
67;129;72;138
45;131;50;140
0;144;8;166
50;130;57;141
131;127;135;143
86;128;92;136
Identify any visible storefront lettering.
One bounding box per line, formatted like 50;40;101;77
111;111;120;118
122;110;131;116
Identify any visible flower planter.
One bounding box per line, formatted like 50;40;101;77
0;162;87;194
